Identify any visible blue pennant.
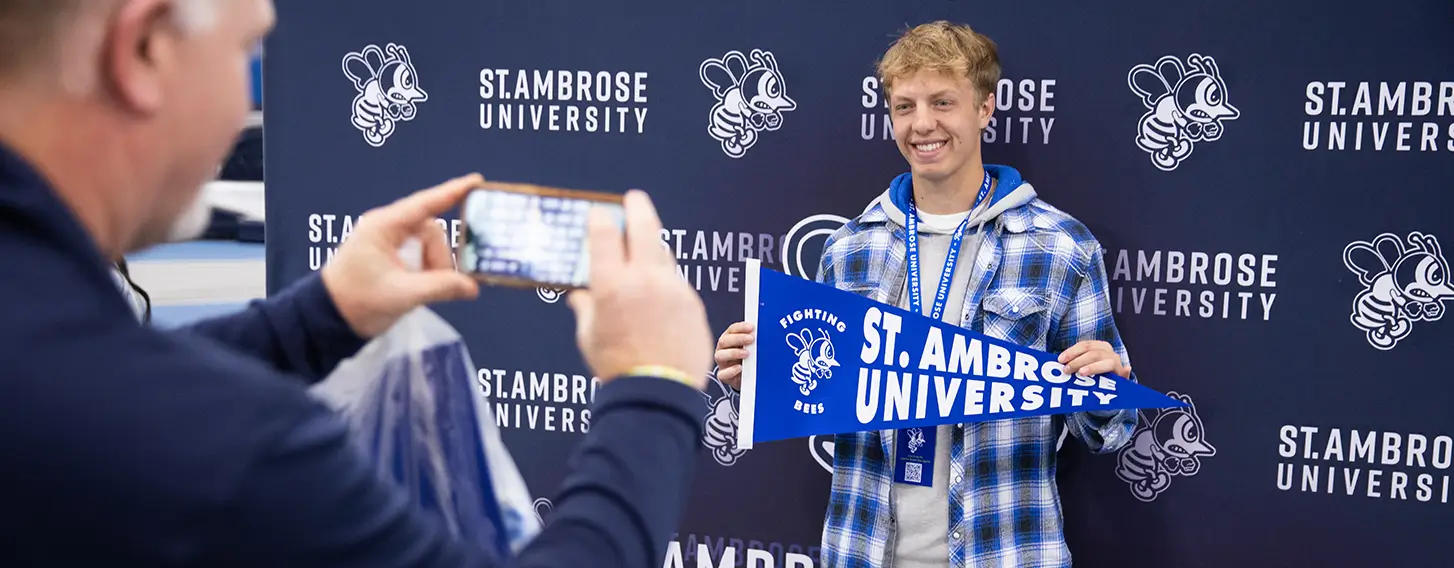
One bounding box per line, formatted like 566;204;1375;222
736;259;1188;449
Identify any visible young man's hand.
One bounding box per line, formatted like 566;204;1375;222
1058;340;1131;378
712;321;755;390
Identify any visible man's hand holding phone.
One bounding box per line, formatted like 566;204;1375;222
321;174;484;339
325;175;710;389
566;191;711;389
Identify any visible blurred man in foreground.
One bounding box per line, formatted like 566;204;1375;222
0;0;712;565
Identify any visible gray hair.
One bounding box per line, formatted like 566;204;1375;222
173;0;220;34
0;0;219;80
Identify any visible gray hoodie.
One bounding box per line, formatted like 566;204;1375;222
872;165;1038;568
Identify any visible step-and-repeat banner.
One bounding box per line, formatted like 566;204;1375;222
263;1;1454;565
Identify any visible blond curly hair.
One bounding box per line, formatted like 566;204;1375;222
876;20;1001;103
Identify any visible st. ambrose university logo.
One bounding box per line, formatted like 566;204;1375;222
702;366;747;467
783;324;840;409
781;214;851;279
700;308;845;468
699;49;797;158
1114;391;1216;502
536;287;564;304
905;428;927;454
1343;231;1453;350
532;497;553;526
700;211;853;472
784;212;852;473
1127;53;1239;171
341;43;428;147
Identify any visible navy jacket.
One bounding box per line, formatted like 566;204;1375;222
0;143;705;566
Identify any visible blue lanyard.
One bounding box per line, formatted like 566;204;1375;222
904;170;992;320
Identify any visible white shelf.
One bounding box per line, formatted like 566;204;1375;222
205;180;264;220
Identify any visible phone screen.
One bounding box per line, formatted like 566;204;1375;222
458;182;624;290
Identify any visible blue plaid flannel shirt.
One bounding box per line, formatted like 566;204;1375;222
815;191;1139;568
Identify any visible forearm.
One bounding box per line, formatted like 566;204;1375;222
178;274;366;382
225;375;703;567
1055;244;1140;453
515;376;704;568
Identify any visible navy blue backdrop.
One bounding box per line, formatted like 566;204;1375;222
263;1;1454;566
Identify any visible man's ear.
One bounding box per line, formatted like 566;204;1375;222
978;91;996;130
101;0;177;115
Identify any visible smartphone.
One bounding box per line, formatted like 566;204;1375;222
457;181;624;290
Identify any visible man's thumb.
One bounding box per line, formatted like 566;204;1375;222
399;272;479;305
567;290;595;328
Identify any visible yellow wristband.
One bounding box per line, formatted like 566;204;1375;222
621;365;696;387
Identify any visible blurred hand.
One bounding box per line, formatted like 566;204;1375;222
568;191;711;388
321;174;482;338
712;321;755;390
1058;340;1131;378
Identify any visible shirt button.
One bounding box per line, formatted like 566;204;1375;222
1011;306;1020;314
954;475;963;484
952;531;962;540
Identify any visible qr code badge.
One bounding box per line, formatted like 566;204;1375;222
904;462;923;484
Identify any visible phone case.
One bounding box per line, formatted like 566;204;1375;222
456;180;624;291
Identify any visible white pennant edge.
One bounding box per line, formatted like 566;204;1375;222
736;258;762;450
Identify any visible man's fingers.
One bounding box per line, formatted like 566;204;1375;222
567;290;592;314
622;190;669;266
726;321;755;335
379;174;484;231
1076;359;1119;377
585;206;625;288
1063;352;1122;377
717;333;755;349
716;365;742;383
566;290;597;351
418;220;457;271
1057;340;1113;364
397;272;479;305
1057;341;1092;364
1061;352;1101;376
714;347;749;365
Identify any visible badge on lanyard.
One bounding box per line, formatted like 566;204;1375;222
893;170;992;487
894;427;936;486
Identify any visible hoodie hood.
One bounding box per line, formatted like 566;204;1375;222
871;164;1037;234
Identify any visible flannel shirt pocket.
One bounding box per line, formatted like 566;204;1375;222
981;287;1051;349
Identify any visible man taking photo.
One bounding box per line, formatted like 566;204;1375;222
0;0;712;565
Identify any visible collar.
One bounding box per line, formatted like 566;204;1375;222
997;204;1038;234
855;194;1040;235
0;139;118;276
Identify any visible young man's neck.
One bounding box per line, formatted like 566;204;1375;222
911;159;991;215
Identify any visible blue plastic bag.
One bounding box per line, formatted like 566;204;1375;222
308;304;541;557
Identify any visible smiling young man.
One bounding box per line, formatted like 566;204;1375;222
713;20;1141;568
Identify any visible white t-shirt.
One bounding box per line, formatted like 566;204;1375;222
892;209;978;568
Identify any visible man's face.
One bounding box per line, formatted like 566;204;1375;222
125;0;274;249
888;69;994;184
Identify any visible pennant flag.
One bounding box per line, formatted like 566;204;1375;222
736;259;1187;449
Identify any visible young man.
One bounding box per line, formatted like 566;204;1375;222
714;21;1139;568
